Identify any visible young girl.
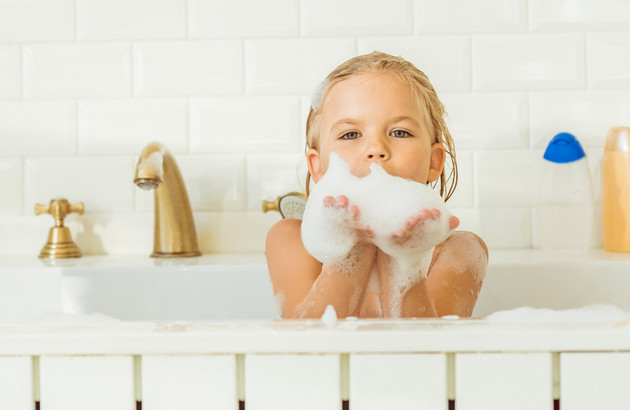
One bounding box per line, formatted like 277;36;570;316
266;51;488;319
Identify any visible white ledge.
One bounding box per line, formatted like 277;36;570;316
1;319;630;355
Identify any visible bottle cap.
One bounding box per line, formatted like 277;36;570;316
543;132;586;163
604;126;630;152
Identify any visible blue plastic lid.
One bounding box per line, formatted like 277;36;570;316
543;132;586;163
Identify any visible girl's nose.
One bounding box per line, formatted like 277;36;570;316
365;137;390;161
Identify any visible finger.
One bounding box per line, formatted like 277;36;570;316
449;215;460;230
431;208;441;218
406;215;419;229
349;204;360;220
323;196;335;206
335;195;349;208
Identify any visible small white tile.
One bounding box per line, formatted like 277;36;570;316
134;41;242;97
136;154;246;212
587;147;604;205
473;34;585;91
189;0;298;38
183;155;246;212
530;0;630;31
25;157;135;213
0;101;76;156
302;0;412;37
441;93;528;149
588;32;630;89
24;44;132;99
358;36;471;92
0;215;50;256
481;208;532;249
415;0;527;33
245;38;356;95
457;353;552;409
75;212;153;255
0;0;74;42
0;45;20;100
77;0;186;40
530;91;630;149
78;99;187;155
190;96;302;154
40;356;135;410
476;150;543;207
142;355;237;410
350;354;447;410
452;207;532;249
246;153;307;211
561;353;630;410
300;95;310;150
446;151;474;208
195;211;279;253
0;158;23;214
0;357;32;410
245;354;340;410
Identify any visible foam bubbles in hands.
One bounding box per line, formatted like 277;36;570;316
301;153;456;315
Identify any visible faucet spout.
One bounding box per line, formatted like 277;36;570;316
134;142;201;258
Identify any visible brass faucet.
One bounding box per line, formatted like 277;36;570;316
134;142;201;258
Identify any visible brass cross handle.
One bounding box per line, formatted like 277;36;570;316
34;199;84;227
34;199;84;259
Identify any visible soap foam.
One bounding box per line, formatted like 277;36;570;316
321;304;338;326
484;304;630;322
273;291;286;315
301;152;456;317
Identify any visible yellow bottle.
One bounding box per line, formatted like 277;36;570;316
602;126;630;252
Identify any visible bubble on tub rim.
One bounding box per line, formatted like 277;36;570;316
321;304;338;327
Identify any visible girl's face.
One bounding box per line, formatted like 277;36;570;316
307;72;445;185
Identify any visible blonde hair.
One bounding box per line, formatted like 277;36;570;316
305;51;458;201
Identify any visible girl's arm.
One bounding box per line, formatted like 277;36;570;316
265;218;376;319
376;231;488;318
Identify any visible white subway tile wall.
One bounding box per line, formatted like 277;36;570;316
1;0;629;254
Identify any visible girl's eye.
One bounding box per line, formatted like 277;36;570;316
391;130;411;138
341;131;360;140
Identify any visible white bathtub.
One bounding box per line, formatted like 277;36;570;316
2;250;630;410
2;250;630;322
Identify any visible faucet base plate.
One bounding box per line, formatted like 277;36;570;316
151;251;202;258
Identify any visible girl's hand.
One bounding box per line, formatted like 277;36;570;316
323;195;374;240
391;209;460;246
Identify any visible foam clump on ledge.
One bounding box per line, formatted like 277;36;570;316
321;304;338;326
484;304;630;322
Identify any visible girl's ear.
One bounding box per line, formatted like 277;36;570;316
306;148;325;183
427;143;446;183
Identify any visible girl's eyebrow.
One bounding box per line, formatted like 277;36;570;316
391;115;420;126
330;118;359;132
